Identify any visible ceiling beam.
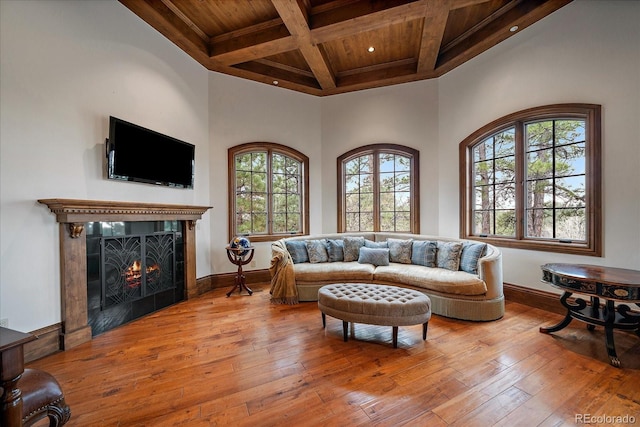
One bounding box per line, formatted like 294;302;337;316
310;0;431;44
271;0;336;89
210;26;297;66
416;1;450;73
118;0;211;64
436;0;573;75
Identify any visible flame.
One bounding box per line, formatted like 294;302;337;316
124;260;160;288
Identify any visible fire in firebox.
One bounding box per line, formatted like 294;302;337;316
123;260;160;288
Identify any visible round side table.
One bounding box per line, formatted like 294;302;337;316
225;246;255;297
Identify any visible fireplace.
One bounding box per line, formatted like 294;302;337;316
86;221;185;336
38;199;211;349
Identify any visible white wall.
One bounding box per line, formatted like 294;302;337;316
438;0;640;290
208;73;322;272
0;0;211;331
320;80;440;234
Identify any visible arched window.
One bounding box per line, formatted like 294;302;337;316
228;142;309;242
459;104;601;256
338;144;419;233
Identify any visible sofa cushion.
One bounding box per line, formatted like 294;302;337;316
373;263;488;296
285;240;309;264
306;239;329;263
326;239;344;262
459;242;487;274
293;261;375;282
388;238;413;264
437;241;463;271
411;240;437;267
358;247;390;266
365;239;388;248
343;236;365;262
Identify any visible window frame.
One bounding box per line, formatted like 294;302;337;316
337;143;420;233
228;142;309;243
459;104;602;256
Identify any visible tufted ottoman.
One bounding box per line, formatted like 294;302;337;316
318;283;431;348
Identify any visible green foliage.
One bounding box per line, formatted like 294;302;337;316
344;152;413;232
234;151;303;235
473;119;586;240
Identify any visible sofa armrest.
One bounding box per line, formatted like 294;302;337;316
477;245;503;299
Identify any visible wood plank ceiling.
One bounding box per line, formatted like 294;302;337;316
118;0;573;96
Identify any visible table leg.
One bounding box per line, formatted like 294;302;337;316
392;326;398;348
540;292;577;333
604;325;620;368
540;312;573;334
226;263;253;297
539;291;587;334
603;300;621;367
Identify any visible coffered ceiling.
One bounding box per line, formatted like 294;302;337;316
119;0;572;96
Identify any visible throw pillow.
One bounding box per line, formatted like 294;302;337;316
388;238;413;264
364;239;388;248
437;241;463;271
411;240;437;267
459;242;487;274
357;247;390;266
285;240;309;264
343;236;365;262
326;239;344;262
305;239;329;263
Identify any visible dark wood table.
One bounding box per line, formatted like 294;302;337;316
539;263;640;367
1;327;37;426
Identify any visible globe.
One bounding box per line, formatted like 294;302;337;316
230;236;251;257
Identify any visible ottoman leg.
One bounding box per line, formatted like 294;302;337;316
392;326;398;348
423;322;429;340
342;321;349;342
321;312;326;328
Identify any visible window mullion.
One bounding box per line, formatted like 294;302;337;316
551;121;557;239
515;121;525;240
373;151;380;231
266;149;273;236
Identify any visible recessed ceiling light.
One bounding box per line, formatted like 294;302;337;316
368;46;375;53
510;25;519;32
273;80;279;85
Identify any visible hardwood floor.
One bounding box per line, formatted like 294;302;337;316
27;284;640;426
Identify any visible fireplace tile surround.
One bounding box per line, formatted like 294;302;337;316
38;199;212;350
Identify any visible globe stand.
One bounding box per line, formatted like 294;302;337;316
225;246;255;297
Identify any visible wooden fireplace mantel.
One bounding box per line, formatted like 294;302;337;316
38;198;212;350
38;198;211;223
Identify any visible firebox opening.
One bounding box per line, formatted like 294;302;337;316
86;220;185;336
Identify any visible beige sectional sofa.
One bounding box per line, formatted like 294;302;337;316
271;232;504;321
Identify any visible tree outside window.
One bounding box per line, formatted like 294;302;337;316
339;144;419;233
229;143;309;242
460;104;601;256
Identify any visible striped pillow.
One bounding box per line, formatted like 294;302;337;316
411;240;437;267
326;239;344;262
285;241;309;264
459;242;487;274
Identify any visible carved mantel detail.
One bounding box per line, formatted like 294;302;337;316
38;199;212;350
68;223;84;238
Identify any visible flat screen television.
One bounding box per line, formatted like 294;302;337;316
106;116;195;189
